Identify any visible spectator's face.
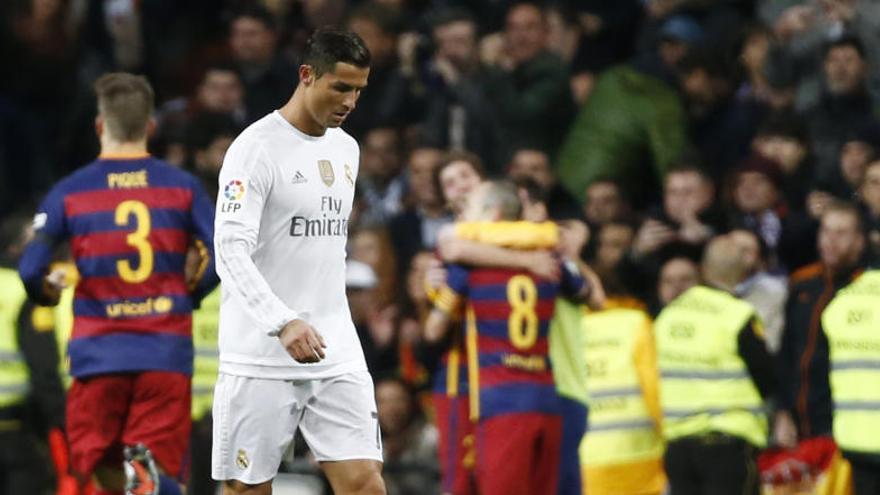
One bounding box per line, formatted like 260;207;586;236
596;223;634;271
734;171;778;214
434;20;478;70
824;45;866;95
230;17;276;65
349;17;395;64
408;148;443;208
361;128;401;180
440;160;482;215
752;136;806;174
840;140;874;187
860;163;880;215
584;182;625;225
376;380;412;435
681;68;715;105
194;135;234;176
508;149;553;190
505;4;547;65
819;210;864;270
664;171;713;223
658;258;700;305
659;39;688;68
741;31;770;75
302;63;369;130
728;230;761;273
198;70;244;113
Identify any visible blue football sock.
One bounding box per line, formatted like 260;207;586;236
158;474;183;495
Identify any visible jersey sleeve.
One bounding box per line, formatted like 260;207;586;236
559;259;586;298
187;175;219;303
214;137;299;336
433;264;469;314
19;185;68;305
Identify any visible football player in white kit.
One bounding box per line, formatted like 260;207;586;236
212;28;385;494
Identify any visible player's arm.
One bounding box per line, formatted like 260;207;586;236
186;175;219;303
436;225;561;281
424;265;468;343
19;187;69;306
214;141;302;332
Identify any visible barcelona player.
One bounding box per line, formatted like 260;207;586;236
426;180;589;495
18;73;217;495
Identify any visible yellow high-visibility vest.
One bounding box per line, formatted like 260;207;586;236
191;287;220;420
580;307;664;466
0;268;30;408
823;270;880;454
655;286;767;447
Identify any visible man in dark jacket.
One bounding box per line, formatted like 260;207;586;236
778;202;866;441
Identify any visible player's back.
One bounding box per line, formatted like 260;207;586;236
464;267;562;419
24;155;214;378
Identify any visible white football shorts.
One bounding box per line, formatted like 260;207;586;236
211;370;383;484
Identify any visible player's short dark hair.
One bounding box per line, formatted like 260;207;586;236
302;28;371;78
94;72;154;142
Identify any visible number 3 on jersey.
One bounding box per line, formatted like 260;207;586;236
507;275;538;350
114;200;153;283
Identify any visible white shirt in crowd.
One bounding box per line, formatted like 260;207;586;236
214;110;367;379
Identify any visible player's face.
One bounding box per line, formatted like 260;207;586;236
440;160;482;216
303;62;369;130
461;182;492;221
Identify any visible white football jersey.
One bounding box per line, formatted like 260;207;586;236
214;111;366;379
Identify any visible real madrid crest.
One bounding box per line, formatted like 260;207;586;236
318;160;335;187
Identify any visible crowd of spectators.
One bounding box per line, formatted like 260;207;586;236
4;0;880;493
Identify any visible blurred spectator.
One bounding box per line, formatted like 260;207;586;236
751;112;814;211
351;225;399;309
778;202;866;442
359;126;406;224
736;23;796;113
483;1;574;161
590;220;637;295
676;48;759;175
347;259;397;376
728;154;817;270
193;63;247;124
653;254;700;315
801;35;875;187
730;229;788;353
583;178;630;227
507;147;581;220
228;5;297;123
375;376;439;495
822;119;880;200
345;3;421;140
187;112;240;199
419;8;502;172
389;147;453;279
556;15;694;207
633;164;724;262
859;159;880;262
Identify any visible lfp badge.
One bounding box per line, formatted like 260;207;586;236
224;180;245;201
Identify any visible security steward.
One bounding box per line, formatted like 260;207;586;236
579;276;666;495
655;235;796;495
0;212;66;494
822;269;880;495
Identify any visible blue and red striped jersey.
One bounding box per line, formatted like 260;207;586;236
18;155;218;378
443;263;584;419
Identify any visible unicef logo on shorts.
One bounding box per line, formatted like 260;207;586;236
224;180;245;201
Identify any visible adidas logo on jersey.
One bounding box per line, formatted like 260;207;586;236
292;171;308;184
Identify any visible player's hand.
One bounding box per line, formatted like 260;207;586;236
45;268;68;291
424;258;447;292
184;243;203;290
524;250;560;282
279;319;327;363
